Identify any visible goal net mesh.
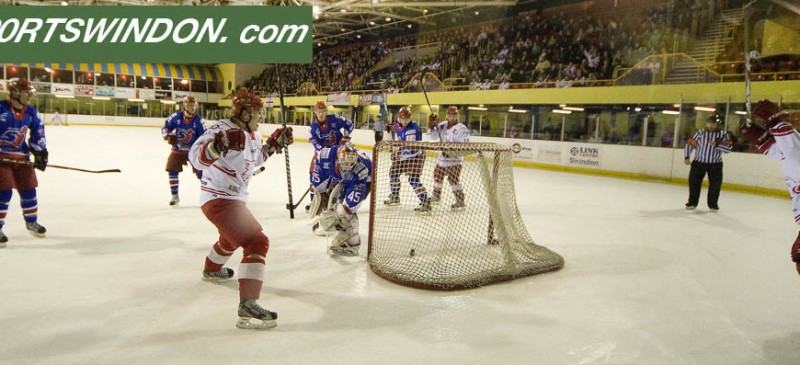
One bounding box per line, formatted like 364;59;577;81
368;141;564;290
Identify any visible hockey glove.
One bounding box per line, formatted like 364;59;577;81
428;114;438;130
32;149;48;172
165;134;178;145
739;119;775;154
210;129;246;158
266;127;294;155
752;99;786;129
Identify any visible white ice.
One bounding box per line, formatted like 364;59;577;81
1;125;800;364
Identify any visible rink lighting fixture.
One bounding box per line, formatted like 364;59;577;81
44;67;52;72
54;94;73;98
562;106;584;112
128;98;145;102
92;96;111;101
160;100;177;105
467;106;487;111
508;108;527;113
552;109;572;114
662;110;681;115
694;106;716;112
735;111;748;115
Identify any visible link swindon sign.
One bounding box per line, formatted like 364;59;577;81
0;6;312;63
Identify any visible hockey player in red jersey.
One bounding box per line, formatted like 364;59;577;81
188;89;293;329
161;96;206;206
427;106;470;210
741;99;800;276
0;78;48;246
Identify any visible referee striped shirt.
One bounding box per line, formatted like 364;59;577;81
684;129;732;163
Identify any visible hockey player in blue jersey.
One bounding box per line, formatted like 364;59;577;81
312;143;372;255
307;100;354;213
385;106;430;212
0;78;48;246
161;96;206;206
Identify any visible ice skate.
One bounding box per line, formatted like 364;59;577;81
685;203;696;210
26;222;46;238
384;193;400;206
202;267;234;283
329;232;360;256
451;199;465;210
169;194;180;206
414;199;432;213
0;227;7;248
429;194;441;205
236;299;278;330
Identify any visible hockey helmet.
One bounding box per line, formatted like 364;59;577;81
398;107;412;125
337;143;358;173
230;89;263;118
707;113;722;124
446;106;459;123
183;96;198;114
314;101;328;122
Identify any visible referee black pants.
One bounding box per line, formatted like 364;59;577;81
687;161;723;208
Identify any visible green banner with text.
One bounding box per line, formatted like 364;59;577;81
0;6;312;63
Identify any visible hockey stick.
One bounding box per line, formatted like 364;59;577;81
0;158;121;173
419;71;445;141
743;0;757;123
275;64;297;219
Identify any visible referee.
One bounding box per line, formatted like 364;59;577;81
684;113;732;211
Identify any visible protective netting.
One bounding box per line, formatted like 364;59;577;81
368;141;564;290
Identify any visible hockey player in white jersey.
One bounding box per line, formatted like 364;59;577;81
313;143;372;255
188;89;293;330
741;99;800;277
427;106;470;210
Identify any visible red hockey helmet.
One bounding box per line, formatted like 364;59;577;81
183;96;198;113
446;106;459;123
230;89;263;118
314;101;328;122
398;107;412;126
7;78;35;106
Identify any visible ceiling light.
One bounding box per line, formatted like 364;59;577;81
60;1;68;5
385;17;392;22
55;94;74;99
735;111;748;115
423;9;428;14
356;35;361;39
562;106;584;112
509;108;527;113
312;5;320;14
44;67;52;72
369;21;376;26
160;100;177;105
552;109;572;114
407;24;412;28
634;107;642;112
128;98;145;102
694;106;716;112
474;11;479;15
468;106;487;111
92;96;111;101
662;110;681;115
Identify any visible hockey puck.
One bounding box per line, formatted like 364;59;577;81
409;248;415;256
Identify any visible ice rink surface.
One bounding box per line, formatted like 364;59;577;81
2;125;800;364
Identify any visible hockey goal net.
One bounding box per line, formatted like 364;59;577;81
368;141;564;290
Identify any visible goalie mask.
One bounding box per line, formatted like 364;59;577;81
337;143;358;173
398;107;412;126
183;96;198;116
446;106;459;124
314;101;328;123
7;77;35;108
